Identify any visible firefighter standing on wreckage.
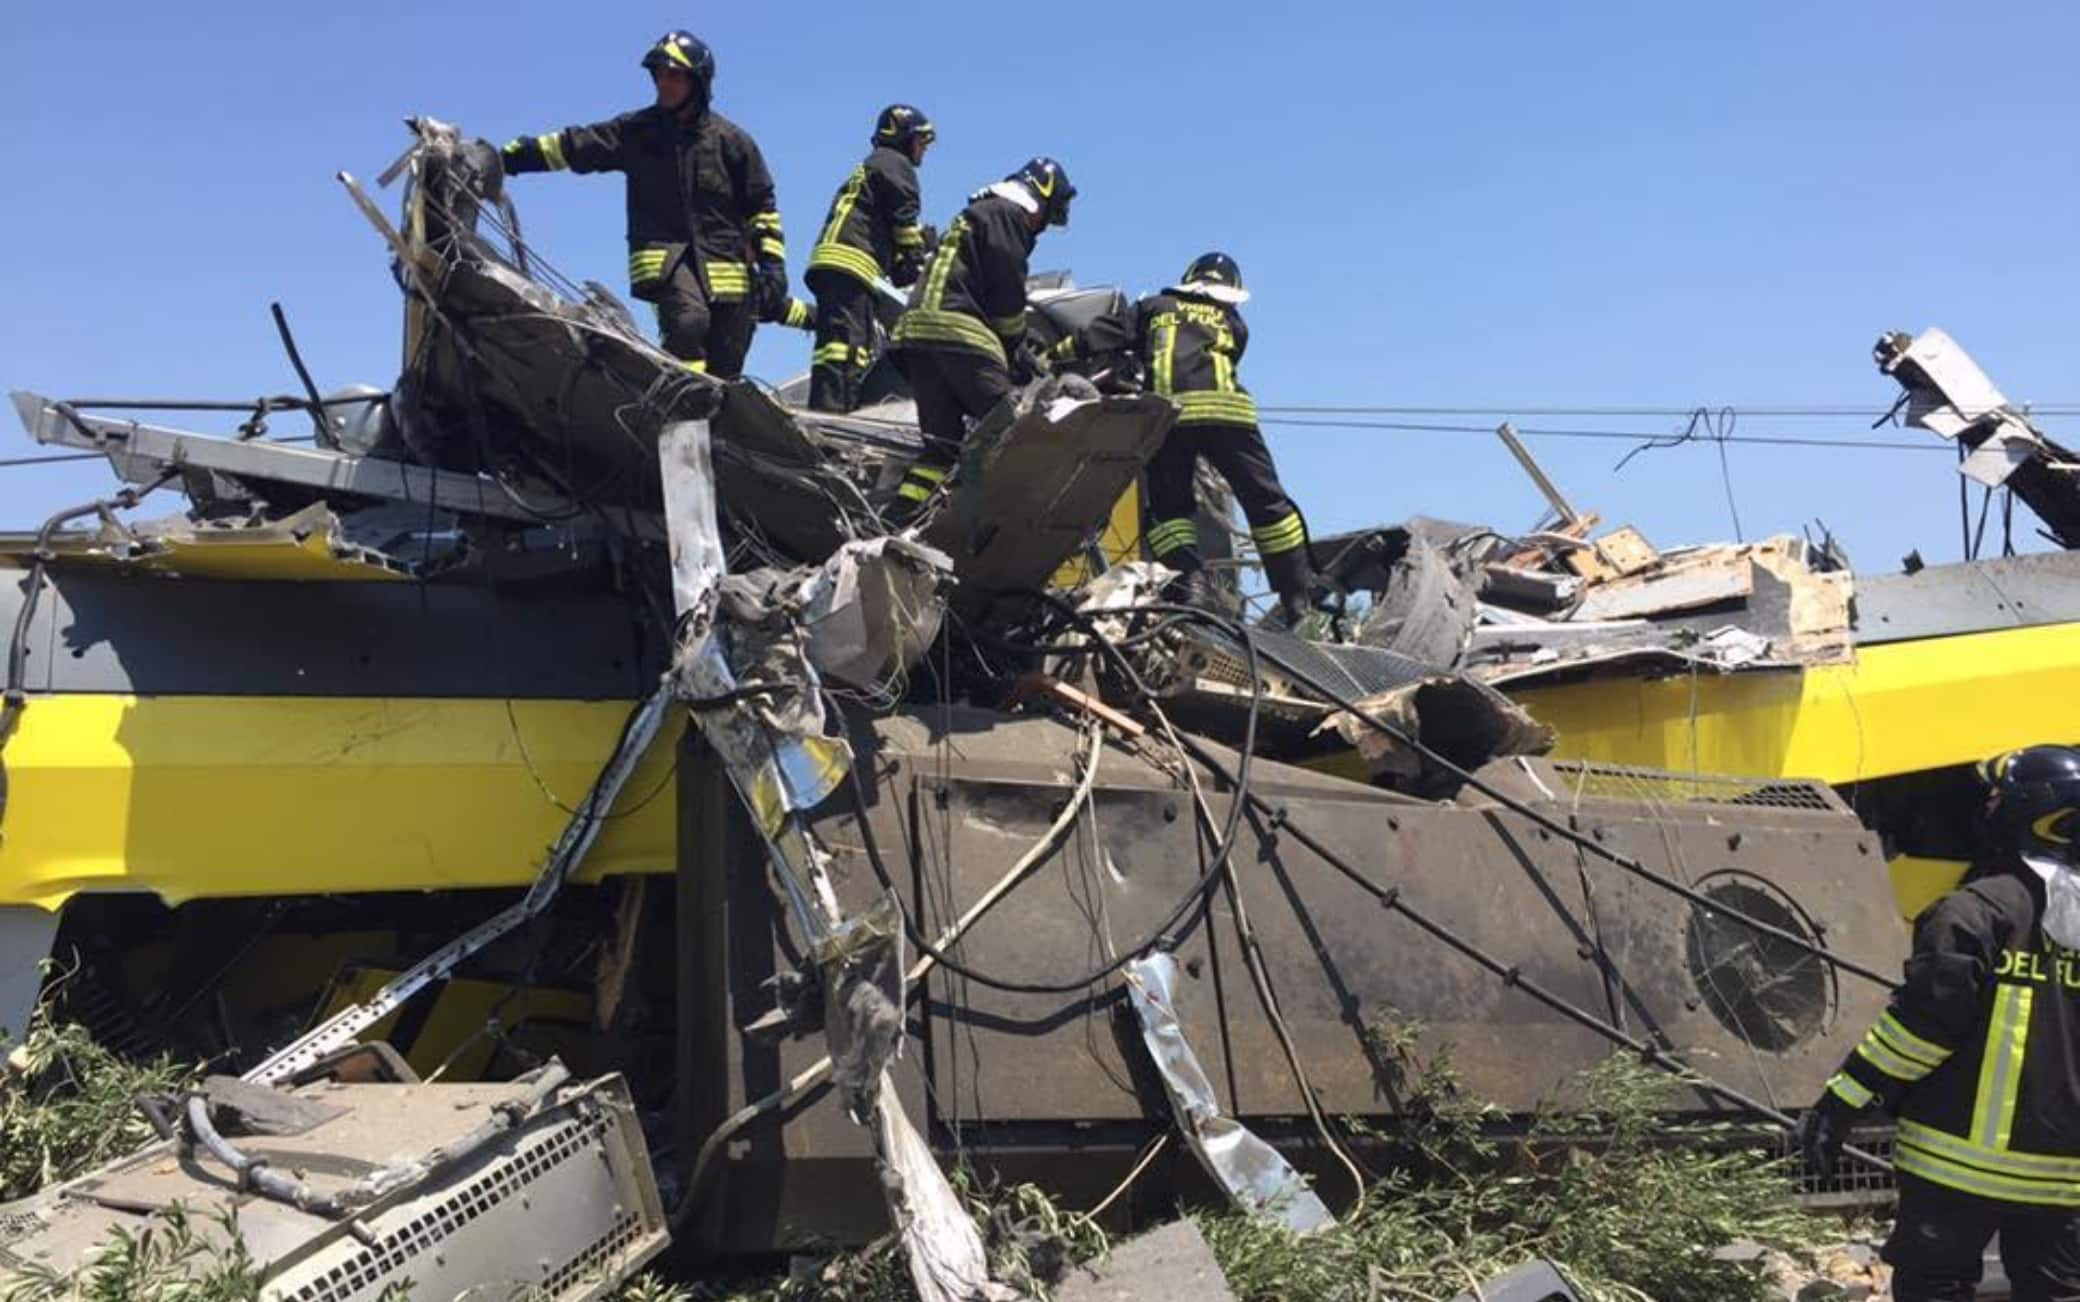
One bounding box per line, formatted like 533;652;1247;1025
804;105;935;413
1050;253;1323;625
1802;745;2080;1301
498;30;812;380
883;157;1075;523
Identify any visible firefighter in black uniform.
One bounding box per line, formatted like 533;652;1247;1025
805;105;935;413
885;157;1074;520
1051;253;1318;623
1801;744;2080;1301
499;31;810;379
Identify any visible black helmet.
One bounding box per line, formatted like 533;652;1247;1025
1009;157;1075;227
1982;745;2080;860
641;30;715;87
1175;251;1248;303
873;104;935;152
1182;252;1242;291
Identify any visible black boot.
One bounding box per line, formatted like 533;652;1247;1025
1158;546;1210;607
1261;547;1321;630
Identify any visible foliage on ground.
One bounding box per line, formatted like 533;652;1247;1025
0;1013;1828;1302
1;1005;196;1204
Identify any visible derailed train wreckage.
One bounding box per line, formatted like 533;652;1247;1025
7;117;2060;1295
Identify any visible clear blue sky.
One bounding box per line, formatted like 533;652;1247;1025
4;4;2074;570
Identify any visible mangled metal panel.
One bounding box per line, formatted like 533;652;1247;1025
1876;327;2080;548
922;390;1176;609
1126;952;1335;1233
0;1072;667;1302
691;707;1903;1250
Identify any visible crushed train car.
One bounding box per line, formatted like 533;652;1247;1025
2;120;2049;1288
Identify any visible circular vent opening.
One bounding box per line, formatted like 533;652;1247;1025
1684;873;1835;1053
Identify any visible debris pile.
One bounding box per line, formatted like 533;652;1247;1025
17;118;2064;1302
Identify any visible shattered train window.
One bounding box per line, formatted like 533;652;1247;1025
1683;872;1835;1053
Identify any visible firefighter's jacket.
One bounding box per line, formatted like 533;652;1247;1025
808;146;926;289
1052;289;1257;428
889;193;1034;366
502;107;785;304
1827;867;2080;1207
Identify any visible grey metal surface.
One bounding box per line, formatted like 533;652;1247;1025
923;392;1175;609
0;904;57;1045
0;1074;667;1302
11;393;659;536
692;707;1901;1249
0;566;660;700
1852;550;2080;646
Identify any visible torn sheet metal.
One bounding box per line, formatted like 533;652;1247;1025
798;536;952;692
875;1074;1018;1302
1322;676;1555;788
658;423;1007;1298
921;391;1176;610
820;895;908;1124
1125;952;1334;1234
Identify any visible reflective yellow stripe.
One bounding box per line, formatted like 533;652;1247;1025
1152;320;1175;397
1049;336;1077;361
538;132;567;171
1252;513;1307;555
759;238;787;260
897;481;932;502
991;313;1026;339
784;299;813;329
907;464;949;483
1174;391;1259;426
705;261;751;299
1855;1032;1936;1083
1975;983;2034;1151
749;211;784;234
1900;1120;2080;1180
808;241;883;286
891;308;1006;363
819;168;865;246
920;216;965;311
893;224;925;248
1896;1143;2080;1207
1877;1013;1952;1069
1147;519;1198;557
1827;1072;1876;1110
682;359;708;374
813;342;855;365
659;41;693;70
629;248;670;287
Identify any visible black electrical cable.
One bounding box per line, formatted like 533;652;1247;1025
1001;594;1898;993
839;601;1262;995
1234;637;1902;991
1163;727;1890;1171
0;433;180;755
1033;611;1894;1172
269;302;333;446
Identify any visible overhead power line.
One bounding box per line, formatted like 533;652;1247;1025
1257;416;1952;454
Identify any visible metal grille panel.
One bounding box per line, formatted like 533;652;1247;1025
1551;761;1837;812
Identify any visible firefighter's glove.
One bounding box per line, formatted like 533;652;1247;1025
1796;1091;1858;1181
1008;337;1045;386
754;258;792;324
892;251;924;288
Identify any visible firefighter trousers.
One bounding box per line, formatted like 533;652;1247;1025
1143;420;1306;589
903;345;1012;467
1885;1175;2080;1301
806;270;878;413
651;256;757;380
